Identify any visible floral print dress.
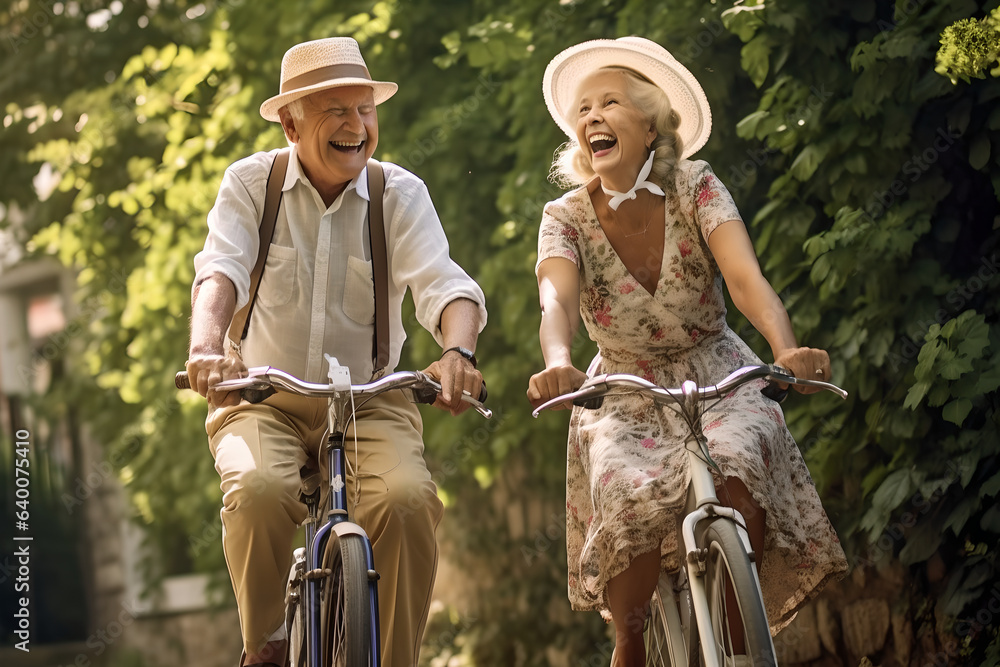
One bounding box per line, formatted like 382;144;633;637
536;160;847;633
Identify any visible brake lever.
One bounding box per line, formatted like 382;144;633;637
460;392;493;419
532;375;609;417
214;377;271;391
212;376;277;404
409;381;492;418
765;365;848;399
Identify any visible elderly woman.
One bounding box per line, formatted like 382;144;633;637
526;37;847;666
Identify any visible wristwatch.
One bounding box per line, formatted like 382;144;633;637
442;346;478;368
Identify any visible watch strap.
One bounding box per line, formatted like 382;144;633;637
442;346;477;368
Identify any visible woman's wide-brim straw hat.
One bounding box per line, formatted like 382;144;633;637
543;36;712;160
260;37;398;122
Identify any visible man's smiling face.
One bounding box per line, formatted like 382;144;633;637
281;86;378;199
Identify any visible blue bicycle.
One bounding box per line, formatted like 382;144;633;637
181;356;490;666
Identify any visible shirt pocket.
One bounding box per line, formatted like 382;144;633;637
343;255;375;325
257;243;298;308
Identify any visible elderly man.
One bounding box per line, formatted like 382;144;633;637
185;37;486;667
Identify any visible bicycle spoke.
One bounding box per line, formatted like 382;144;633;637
327;569;346;666
709;554;735;662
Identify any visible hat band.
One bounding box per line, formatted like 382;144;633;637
280;63;372;94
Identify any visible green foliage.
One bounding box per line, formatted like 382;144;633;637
3;0;1000;662
720;0;1000;659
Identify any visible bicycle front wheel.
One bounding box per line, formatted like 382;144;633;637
700;519;775;666
322;533;373;667
645;571;695;667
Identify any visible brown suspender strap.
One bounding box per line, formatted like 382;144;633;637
367;158;390;376
228;148;291;344
225;151;388;377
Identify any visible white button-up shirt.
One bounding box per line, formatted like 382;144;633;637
194;145;487;383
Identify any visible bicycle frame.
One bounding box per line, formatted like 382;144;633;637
532;365;846;667
208;358;490;667
678;451;773;667
301;417;382;667
676;379;775;667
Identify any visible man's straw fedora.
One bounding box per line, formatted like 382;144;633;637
260;37;397;122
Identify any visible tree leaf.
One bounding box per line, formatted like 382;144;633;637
872;468;914;513
904;380;932;409
980;504;1000;533
981;471;1000;498
944;496;979;536
789;143;828;181
942;398;973;426
741;34;773;88
736;110;770;139
969;132;991;169
899;517;943;565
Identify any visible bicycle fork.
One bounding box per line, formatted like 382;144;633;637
301;430;382;667
680;446;775;667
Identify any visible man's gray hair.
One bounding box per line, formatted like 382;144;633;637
285;98;306;122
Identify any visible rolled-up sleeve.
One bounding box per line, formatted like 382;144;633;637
193;165;262;311
386;172;487;345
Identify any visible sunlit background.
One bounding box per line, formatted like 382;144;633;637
1;1;999;665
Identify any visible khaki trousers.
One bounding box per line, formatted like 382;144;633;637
207;390;444;667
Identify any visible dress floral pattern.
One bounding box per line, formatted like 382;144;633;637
537;160;847;633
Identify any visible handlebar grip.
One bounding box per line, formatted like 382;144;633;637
175;369;274;404
413;386;439;404
760;382;788;404
412;380;488;405
573;395;604;410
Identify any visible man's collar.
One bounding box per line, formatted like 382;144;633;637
284;144;370;202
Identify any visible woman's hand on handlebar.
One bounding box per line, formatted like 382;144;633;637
185;353;247;407
773;347;831;395
527;364;589;410
422;354;483;417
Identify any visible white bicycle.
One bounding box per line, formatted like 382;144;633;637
532;364;846;667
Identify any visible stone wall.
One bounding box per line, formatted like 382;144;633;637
121;608;242;667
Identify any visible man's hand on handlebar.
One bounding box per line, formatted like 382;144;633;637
422;353;483;417
526;364;589;410
185;353;247;407
773;347;831;395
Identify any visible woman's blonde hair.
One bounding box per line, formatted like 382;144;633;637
549;67;684;192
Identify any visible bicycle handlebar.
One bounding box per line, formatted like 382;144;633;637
531;364;847;418
176;367;491;418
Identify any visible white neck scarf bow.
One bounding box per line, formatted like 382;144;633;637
601;151;665;211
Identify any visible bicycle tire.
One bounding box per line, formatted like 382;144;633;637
699;519;775;666
322;533;372;667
